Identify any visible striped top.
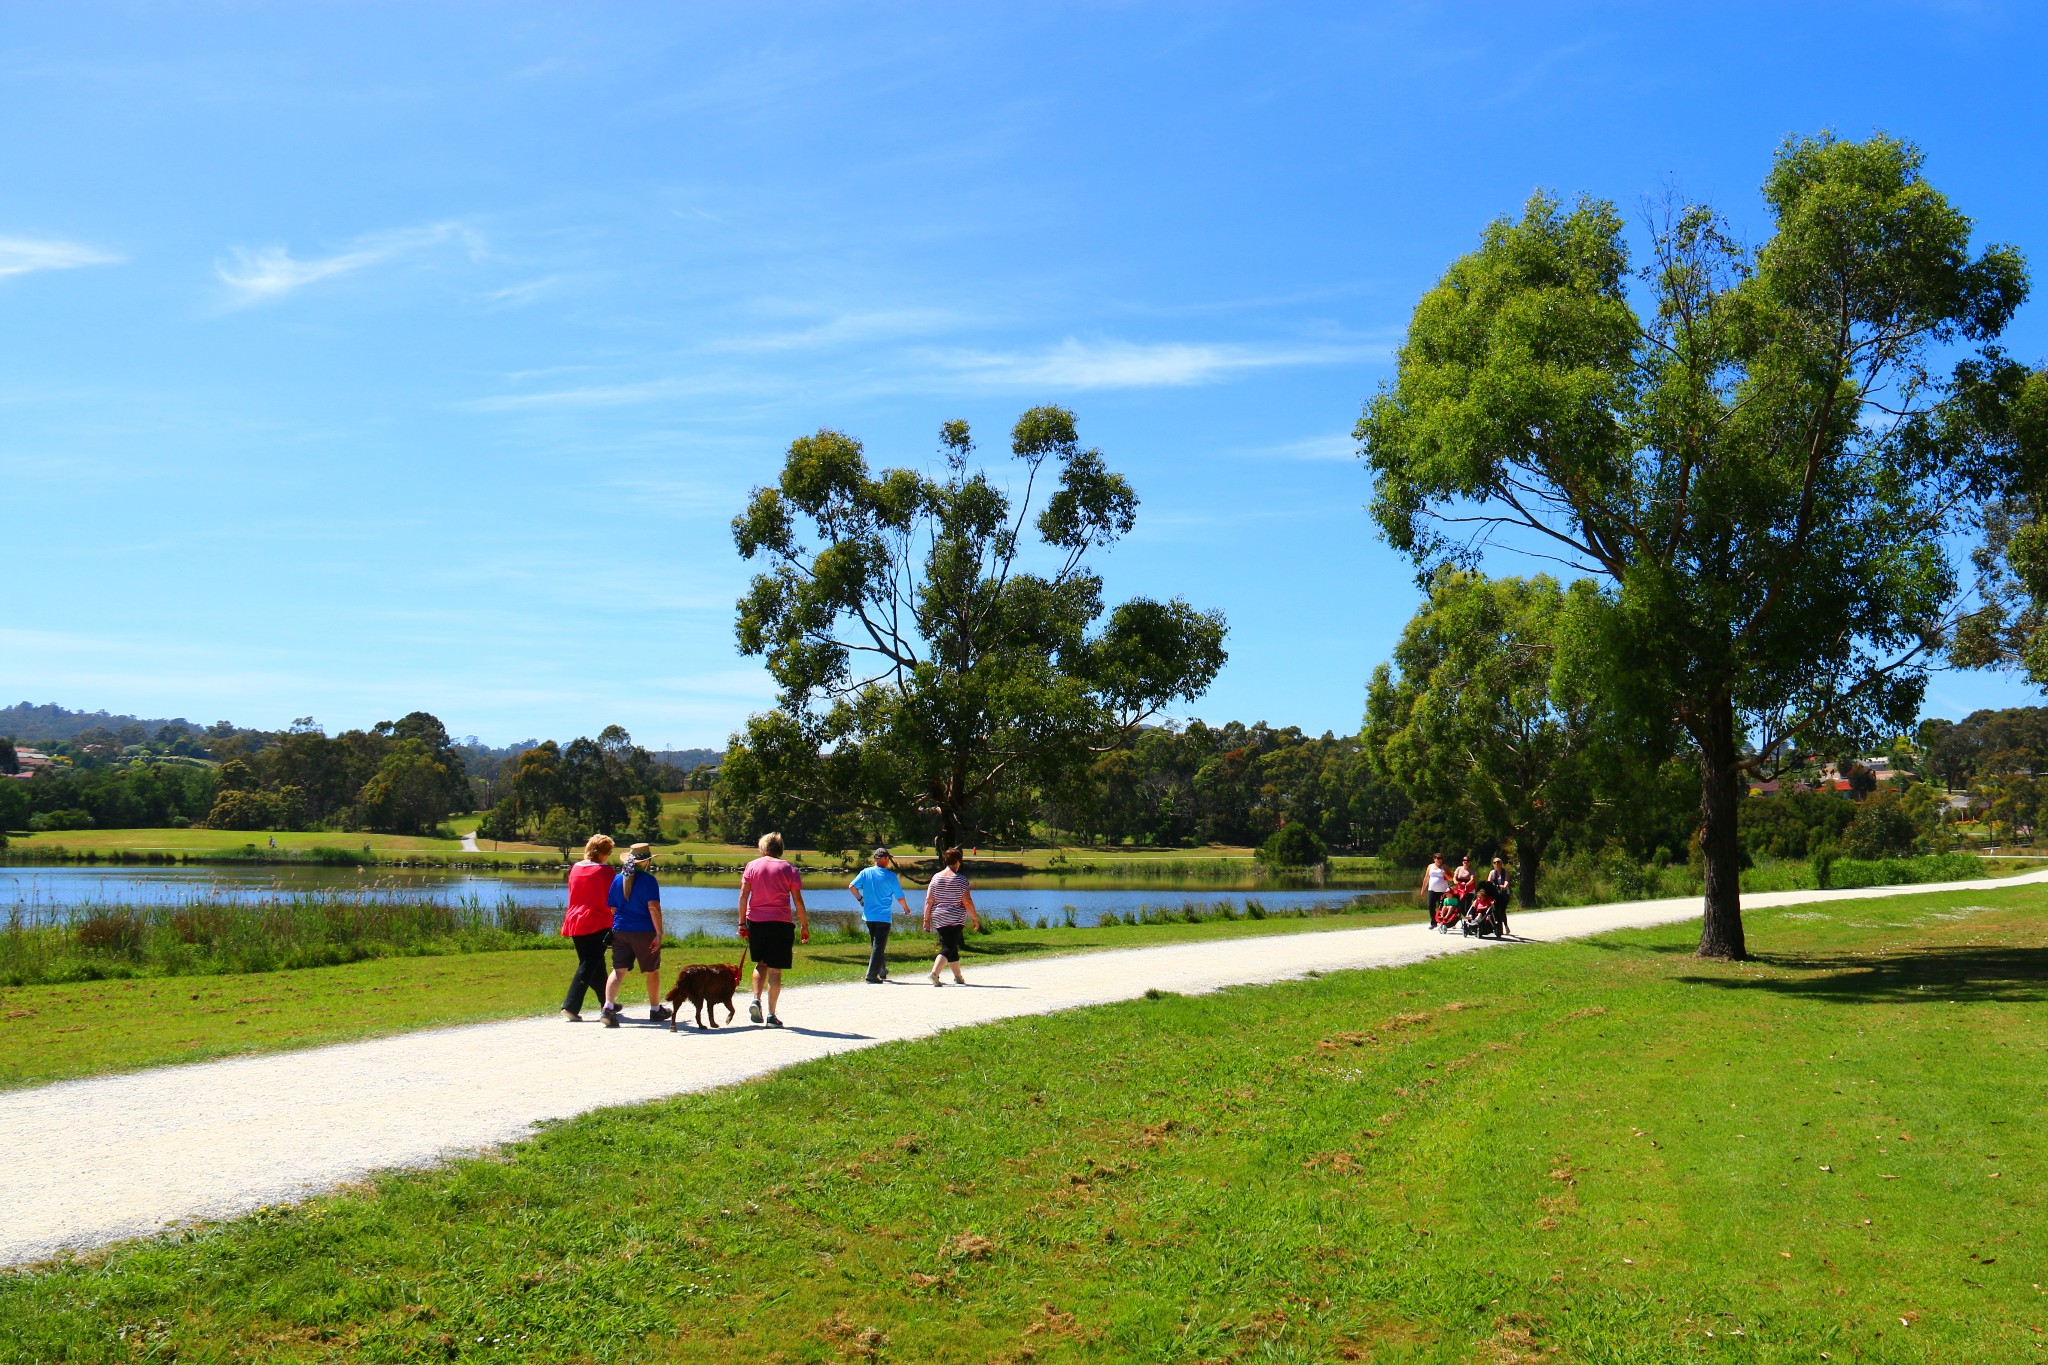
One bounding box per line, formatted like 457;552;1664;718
924;868;971;928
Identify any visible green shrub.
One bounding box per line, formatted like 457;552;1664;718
1843;790;1920;859
27;808;94;832
1257;823;1327;868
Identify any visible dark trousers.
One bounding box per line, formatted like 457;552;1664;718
864;921;891;979
563;931;611;1013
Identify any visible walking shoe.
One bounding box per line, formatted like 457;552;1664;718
648;1005;672;1023
766;1015;784;1028
561;1009;582;1023
749;999;763;1024
601;1005;621;1029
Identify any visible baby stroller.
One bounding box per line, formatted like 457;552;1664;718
1461;885;1508;938
1432;887;1466;932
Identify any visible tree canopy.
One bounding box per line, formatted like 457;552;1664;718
729;407;1227;853
1366;571;1617;907
1359;133;2044;957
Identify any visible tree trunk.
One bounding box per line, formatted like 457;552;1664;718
1516;836;1541;910
1694;694;1748;960
937;756;969;858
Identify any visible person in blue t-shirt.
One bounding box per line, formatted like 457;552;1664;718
848;848;911;983
601;843;668;1026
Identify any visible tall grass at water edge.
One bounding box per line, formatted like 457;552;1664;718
0;894;557;987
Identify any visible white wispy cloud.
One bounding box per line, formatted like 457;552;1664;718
478;275;574;307
460;378;694;412
1240;432;1358;462
216;221;482;303
710;306;964;354
0;236;123;278
928;337;1383;390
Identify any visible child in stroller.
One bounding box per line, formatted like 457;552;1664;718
1461;883;1508;938
1432;883;1467;932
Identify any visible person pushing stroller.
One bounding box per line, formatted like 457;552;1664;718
1457;858;1512;938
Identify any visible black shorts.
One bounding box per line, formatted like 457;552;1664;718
748;919;796;969
935;924;966;962
611;930;661;973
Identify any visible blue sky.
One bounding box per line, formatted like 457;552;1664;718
4;3;2046;747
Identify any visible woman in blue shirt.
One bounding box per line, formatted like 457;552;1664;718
601;842;669;1026
848;848;911;982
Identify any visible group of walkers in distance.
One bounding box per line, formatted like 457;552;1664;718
1421;852;1512;938
559;831;985;1030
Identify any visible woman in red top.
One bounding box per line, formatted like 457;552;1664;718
560;833;616;1021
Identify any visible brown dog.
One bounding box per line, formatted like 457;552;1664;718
665;962;744;1031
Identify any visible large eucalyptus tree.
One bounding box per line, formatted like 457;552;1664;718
1359;134;2042;958
1365;571;1613;908
731;406;1227;854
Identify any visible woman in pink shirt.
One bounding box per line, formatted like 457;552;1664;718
560;833;615;1021
738;831;809;1027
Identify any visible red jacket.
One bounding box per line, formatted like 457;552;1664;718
561;861;614;936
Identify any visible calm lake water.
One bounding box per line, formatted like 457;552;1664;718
3;865;1418;936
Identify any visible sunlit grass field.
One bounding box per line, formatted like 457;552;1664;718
2;884;2043;1361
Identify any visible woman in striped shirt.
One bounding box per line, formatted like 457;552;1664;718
921;846;981;985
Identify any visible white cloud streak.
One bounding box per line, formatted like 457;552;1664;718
1241;433;1359;462
460;330;1382;415
216;221;481;303
0;236;123;278
460;379;695;412
928;337;1383;390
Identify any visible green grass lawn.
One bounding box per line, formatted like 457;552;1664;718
3;885;2045;1361
4;827;472;856
0;905;1423;1088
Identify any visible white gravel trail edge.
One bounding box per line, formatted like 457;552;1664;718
3;869;2040;1268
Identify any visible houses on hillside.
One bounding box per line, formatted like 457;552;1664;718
1748;757;1916;798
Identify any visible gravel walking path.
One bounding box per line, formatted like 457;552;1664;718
2;870;2038;1268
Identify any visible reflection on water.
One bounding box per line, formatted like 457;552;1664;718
4;864;1416;937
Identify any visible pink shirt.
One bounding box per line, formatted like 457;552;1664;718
561;862;614;936
741;856;802;922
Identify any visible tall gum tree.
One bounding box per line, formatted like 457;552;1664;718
731;407;1227;854
1358;133;2043;959
1365;571;1614;909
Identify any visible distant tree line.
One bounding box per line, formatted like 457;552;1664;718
0;708;705;841
473;725;672;852
711;717;1408;859
1914;707;2048;788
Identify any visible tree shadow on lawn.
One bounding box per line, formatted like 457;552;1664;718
1675;945;2048;1005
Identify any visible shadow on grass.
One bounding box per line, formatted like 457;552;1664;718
957;938;1068;960
1577;937;1703;956
1677;945;2048;1004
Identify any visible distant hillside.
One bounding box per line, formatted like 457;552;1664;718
0;702;203;743
2;703;723;772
